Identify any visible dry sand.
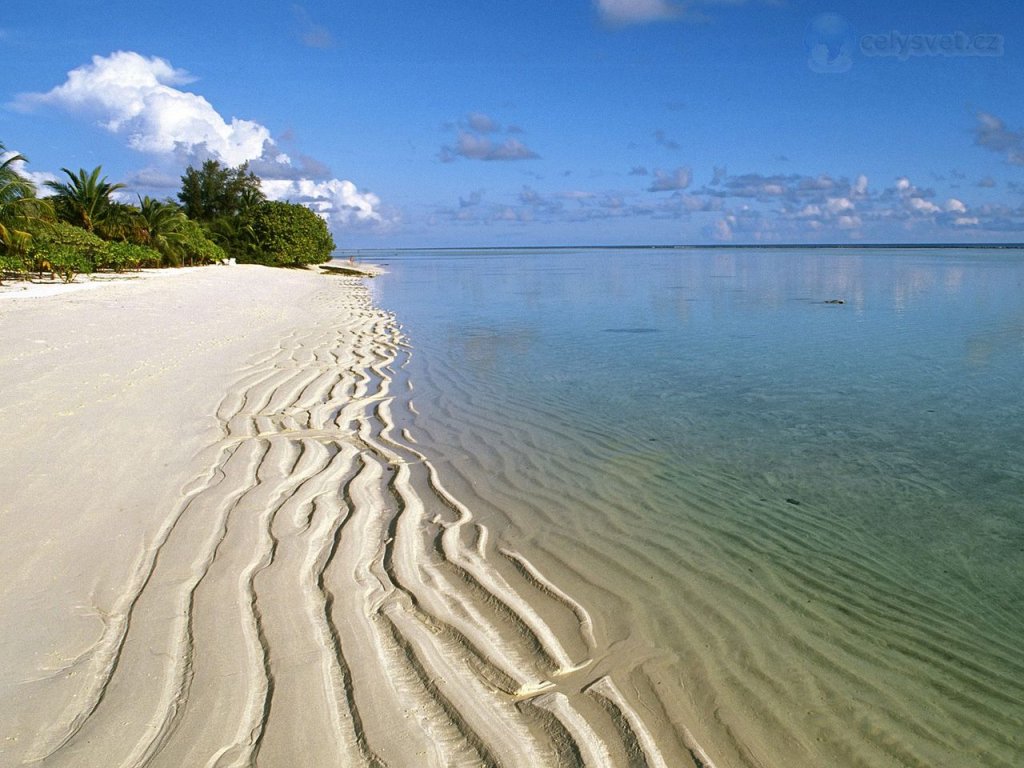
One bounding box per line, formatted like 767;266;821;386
0;266;702;767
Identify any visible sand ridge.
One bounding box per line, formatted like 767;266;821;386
0;266;705;767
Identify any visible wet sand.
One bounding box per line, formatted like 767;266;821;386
0;266;699;767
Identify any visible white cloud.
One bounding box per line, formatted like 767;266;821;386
17;51;391;230
974;111;1024;165
853;174;868;196
440;131;539;162
595;0;680;25
0;150;59;192
945;198;967;213
467;112;500;133
261;178;386;227
907;196;940;214
17;51;270;166
24;169;61;192
595;0;776;25
826;197;854;214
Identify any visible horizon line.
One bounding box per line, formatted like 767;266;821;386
337;242;1024;253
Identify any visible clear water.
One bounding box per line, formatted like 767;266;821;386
364;247;1024;767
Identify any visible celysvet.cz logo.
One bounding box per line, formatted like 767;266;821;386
806;14;1004;73
861;30;1003;59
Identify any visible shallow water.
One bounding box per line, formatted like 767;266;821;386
366;247;1024;767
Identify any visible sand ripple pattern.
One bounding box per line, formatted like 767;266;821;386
27;278;702;768
404;332;1024;768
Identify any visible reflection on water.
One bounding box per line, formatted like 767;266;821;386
369;247;1024;767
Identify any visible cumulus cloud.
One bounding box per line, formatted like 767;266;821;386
124;166;182;189
648;166;692;192
16;51;269;166
439;114;539;162
907;197;941;214
974;111;1024;165
701;172;846;203
261;178;384;226
467;112;501;133
0;150;59;192
15;51;389;229
447;133;537;161
887;176;945;218
826;197;854;214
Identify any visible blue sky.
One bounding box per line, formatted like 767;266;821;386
2;1;1023;247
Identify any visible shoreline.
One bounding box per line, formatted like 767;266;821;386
0;265;696;767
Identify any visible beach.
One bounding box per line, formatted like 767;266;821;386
0;265;694;767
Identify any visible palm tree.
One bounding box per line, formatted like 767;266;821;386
0;143;53;279
138;196;187;266
45;166;125;233
206;213;258;262
95;202;149;244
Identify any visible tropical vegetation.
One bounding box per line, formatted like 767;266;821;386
251;200;336;266
0;140;337;286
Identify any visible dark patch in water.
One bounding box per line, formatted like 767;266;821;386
603;328;661;334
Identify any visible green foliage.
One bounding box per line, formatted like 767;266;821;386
0;249;29;282
43;245;94;283
45;166;125;233
178;160;265;222
178;218;227;266
95;202;149;244
178;161;266;261
138;196;188;266
250;201;335;266
1;142;53;281
101;241;160;272
4;140;346;282
205;214;258;261
29;220;108;279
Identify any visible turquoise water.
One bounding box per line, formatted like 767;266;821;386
364;247;1024;767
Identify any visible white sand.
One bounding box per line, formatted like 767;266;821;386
0;266;696;767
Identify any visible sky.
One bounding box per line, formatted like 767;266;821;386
2;0;1024;247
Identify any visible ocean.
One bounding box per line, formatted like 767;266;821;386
359;246;1023;767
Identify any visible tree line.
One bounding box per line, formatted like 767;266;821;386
0;141;336;284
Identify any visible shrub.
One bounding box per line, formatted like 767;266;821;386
29;220;108;279
179;218;227;266
42;244;93;283
101;241;160;272
0;250;30;283
251;201;335;266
